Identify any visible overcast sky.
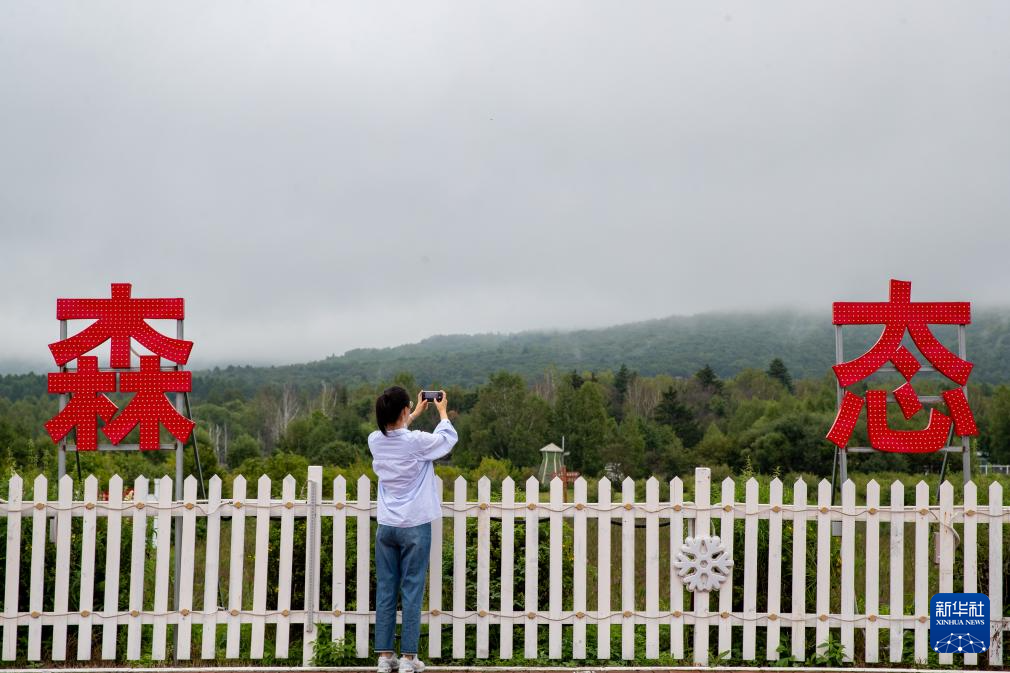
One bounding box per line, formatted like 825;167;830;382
1;1;1008;373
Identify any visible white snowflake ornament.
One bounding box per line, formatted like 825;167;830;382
673;535;734;592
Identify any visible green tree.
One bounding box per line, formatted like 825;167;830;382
653;387;703;447
456;372;551;468
610;364;634;421
695;364;724;394
307;439;365;466
553;381;613;475
601;415;647;478
390;371;417;393
638;418;686;477
614;364;631;400
694;422;734;466
235;452;310;483
729;369;788;401
981;386;1010;463
333;406;371;446
228;433;262;467
737;410;837;474
767;358;794;393
278;410;338;456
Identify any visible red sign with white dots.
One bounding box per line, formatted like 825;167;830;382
826;279;978;453
45;283;195;450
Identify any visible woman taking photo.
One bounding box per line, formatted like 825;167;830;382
369;387;457;673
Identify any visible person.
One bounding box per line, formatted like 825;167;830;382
368;386;457;673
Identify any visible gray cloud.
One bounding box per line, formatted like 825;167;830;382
2;1;1009;372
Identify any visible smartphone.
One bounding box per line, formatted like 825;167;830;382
421;390;443;402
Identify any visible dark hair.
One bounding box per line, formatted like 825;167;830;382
375;386;410;436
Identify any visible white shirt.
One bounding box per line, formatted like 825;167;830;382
368;418;458;527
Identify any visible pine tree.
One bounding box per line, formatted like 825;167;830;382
652;386;703;447
614;364;631;400
767;358;793;392
694;364;723;394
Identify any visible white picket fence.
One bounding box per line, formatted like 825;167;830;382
0;466;1005;666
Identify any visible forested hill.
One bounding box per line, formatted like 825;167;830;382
3;309;1010;401
190;308;1010;395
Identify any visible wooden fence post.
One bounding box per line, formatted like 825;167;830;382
692;467;711;666
572;477;587;659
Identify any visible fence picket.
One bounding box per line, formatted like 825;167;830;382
248;477;276;655
840;480;855;661
201;476;223;659
77;476;99;660
621;477;636;660
963;481;978;666
27;475;47;661
990;482;1004;665
742;478;758;660
815;480;831;651
329;476;344;653
790;479;807;661
177;476;198;659
718;477;735;657
914;481;929;663
548;477;563;659
151;476;172;660
572;477;587;659
766;478;783;661
864;480;880;663
938;481;955;666
304;466;323;666
52;475;73;660
500;477;515;660
452;476;467;659
644;477;659;659
427;476;443;660
889;481;905;663
276;476;296;658
693;468;712;666
226;476;247;660
250;475;271;659
101;475;123;660
126;476;148;661
524;476;539;659
355;474;370;658
1;474;22;661
476;477;491;659
670;477;684;659
27;476;47;661
597;478;612;660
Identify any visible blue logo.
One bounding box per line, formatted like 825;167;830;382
930;593;990;654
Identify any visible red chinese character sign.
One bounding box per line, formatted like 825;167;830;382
103;356;194;450
50;282;192;368
45;356;118;451
826;279;978;454
45;283;195;451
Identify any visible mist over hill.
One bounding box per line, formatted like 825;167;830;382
189;309;1010;396
3;309;1009;401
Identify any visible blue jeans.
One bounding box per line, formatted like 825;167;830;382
374;522;431;655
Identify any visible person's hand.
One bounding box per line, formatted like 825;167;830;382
411;391;429;421
434;390;448;418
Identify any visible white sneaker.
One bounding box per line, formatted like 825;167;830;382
398;657;426;673
377;654;399;673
